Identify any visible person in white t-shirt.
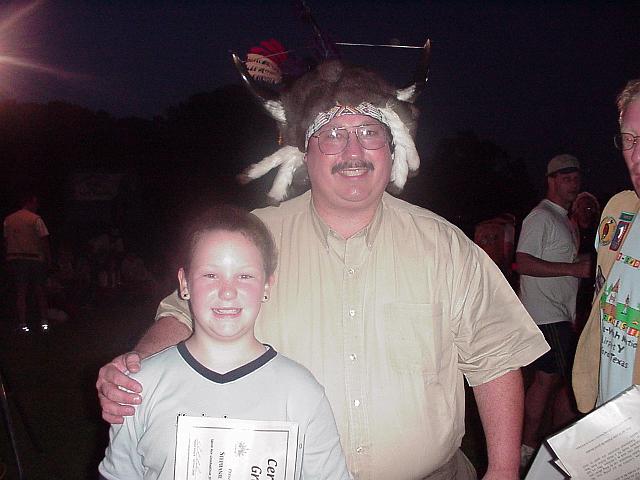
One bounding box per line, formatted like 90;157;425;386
99;206;350;480
516;155;592;467
3;193;51;333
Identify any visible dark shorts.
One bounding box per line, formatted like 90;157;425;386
530;321;576;377
7;259;47;287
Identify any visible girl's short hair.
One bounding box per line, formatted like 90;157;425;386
181;205;277;278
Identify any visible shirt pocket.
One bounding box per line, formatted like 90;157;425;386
383;302;442;381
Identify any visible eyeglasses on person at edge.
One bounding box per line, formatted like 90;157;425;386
614;133;640;151
311;123;391;155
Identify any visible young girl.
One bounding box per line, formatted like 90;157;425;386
99;206;350;479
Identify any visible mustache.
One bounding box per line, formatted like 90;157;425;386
331;160;375;175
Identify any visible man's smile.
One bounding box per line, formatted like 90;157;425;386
212;307;241;315
331;161;375;176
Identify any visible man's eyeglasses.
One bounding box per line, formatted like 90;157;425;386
614;133;640;151
311;124;390;155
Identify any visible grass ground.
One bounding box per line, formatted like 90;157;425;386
0;286;157;480
0;286;488;479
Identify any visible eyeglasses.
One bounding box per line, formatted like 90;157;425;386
311;123;390;155
614;133;640;151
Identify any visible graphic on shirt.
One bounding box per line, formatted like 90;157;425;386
600;279;640;335
616;251;640;269
598;216;616;247
598;217;640;406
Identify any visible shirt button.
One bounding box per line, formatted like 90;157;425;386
356;446;364;454
349;353;357;361
347;268;355;275
349;309;356;317
353;399;360;407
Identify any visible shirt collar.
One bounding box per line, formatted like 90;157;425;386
543;198;569;215
309;196;384;251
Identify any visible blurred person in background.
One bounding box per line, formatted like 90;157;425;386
569;192;601;332
3;192;51;333
516;155;591;468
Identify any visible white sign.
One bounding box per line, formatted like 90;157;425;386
174;416;299;480
526;385;640;479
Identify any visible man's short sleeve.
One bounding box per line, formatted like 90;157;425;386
453;239;549;386
516;208;547;258
34;217;49;238
155;290;194;330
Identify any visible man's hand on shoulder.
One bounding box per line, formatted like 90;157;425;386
96;352;143;424
96;315;192;424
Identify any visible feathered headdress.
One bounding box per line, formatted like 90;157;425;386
233;39;431;202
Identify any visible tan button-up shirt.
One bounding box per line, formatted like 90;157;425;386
158;191;548;479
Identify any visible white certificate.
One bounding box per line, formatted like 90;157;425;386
174;416;299;480
526;385;640;479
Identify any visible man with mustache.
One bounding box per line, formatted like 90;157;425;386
516;155;591;468
97;59;548;479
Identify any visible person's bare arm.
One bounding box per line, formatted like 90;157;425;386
96;316;191;423
473;369;524;480
516;252;591;278
134;315;192;358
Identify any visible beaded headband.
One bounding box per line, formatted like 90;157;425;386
303;102;387;151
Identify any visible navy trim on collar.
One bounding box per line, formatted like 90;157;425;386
177;342;277;384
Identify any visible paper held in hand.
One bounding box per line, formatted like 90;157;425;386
525;385;640;479
174;416;299;480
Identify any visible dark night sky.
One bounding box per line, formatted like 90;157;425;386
1;0;638;197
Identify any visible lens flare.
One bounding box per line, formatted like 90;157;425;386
0;54;80;79
0;0;41;33
0;0;89;96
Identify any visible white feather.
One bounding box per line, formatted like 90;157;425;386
380;107;420;190
267;152;305;201
264;100;286;123
395;85;417;103
390;146;410;190
241;145;305;202
244;145;300;179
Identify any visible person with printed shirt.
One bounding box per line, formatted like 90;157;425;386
99;206;350;480
96;60;549;480
573;79;640;412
